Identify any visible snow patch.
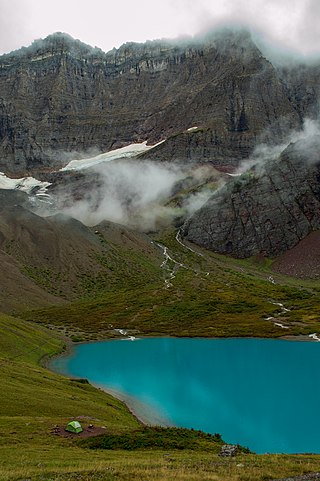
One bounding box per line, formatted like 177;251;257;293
274;322;289;329
114;329;139;341
266;301;291;329
309;333;320;342
61;141;165;171
0;172;51;194
114;329;128;335
272;301;290;312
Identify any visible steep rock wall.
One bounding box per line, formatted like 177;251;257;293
0;31;306;174
182;137;320;257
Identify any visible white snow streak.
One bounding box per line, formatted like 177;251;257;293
274;323;290;329
157;242;185;289
309;333;320;342
114;328;139;341
175;229;204;257
61;141;165;171
0;172;51;194
271;302;290;313
265;301;291;330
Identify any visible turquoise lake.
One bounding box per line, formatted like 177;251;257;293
51;337;320;454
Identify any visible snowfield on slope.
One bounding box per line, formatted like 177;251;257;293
0;172;51;194
61;141;164;171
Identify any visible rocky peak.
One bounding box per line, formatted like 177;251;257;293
1;32;104;64
105;28;263;68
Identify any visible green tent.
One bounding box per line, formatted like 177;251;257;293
65;421;83;434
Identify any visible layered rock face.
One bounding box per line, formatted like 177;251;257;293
0;30;313;174
182;137;320;258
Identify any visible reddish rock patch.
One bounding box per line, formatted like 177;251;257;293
272;231;320;279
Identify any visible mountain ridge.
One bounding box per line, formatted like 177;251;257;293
1;29;320;261
0;29;314;175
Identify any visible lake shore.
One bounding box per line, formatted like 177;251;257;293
94;384;171;427
47;337;171;428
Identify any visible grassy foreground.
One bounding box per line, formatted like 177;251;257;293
2;313;320;481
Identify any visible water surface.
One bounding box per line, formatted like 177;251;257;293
51;337;320;453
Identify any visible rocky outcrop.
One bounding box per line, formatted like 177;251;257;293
0;30;312;174
139;127;254;170
219;444;239;457
182;136;320;258
278;63;320;122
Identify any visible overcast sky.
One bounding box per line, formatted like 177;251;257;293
1;0;319;57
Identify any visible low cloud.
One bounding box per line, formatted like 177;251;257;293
55;161;185;231
237;117;320;175
0;0;30;54
195;0;320;60
1;0;320;59
49;160;222;231
183;189;217;217
48;118;320;230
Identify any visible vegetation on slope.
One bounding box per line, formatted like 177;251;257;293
81;426;226;451
22;229;320;341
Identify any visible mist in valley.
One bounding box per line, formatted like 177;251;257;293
41;115;320;232
48;159;222;232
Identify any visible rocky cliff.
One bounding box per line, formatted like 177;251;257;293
0;30;316;174
182;136;320;258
